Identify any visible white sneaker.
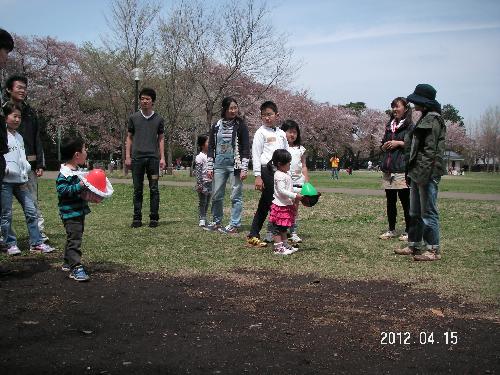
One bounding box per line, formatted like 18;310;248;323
273;245;294;255
199;219;206;227
284;242;299;253
289;233;302;243
30;243;55;253
379;230;397;240
7;245;21;256
399;232;408;241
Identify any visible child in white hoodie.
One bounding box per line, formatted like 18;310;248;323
1;102;54;255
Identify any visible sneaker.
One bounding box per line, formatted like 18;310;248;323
247;236;267;247
69;265;90;282
273;245;294;255
61;263;71;272
41;232;50;243
398;232;408;241
263;232;274;243
149;220;159;228
219;225;239;234
284;242;299;253
199;219;206;227
7;245;21;256
131;220;142;228
379;230;397;240
394;246;415;255
413;250;441;261
30;243;55;254
203;222;221;232
289;233;302;243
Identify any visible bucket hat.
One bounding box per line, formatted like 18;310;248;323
407;84;441;112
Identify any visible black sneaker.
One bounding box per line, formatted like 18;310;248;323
149;220;159;228
131;220;143;228
61;263;71;272
69;265;90;282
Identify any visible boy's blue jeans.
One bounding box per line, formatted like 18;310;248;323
408;178;441;252
211;166;243;227
1;182;43;246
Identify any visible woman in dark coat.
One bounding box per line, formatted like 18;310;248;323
379;97;413;241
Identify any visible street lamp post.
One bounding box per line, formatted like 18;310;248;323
131;68;143;112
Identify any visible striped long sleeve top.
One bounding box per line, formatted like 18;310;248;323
56;164;90;220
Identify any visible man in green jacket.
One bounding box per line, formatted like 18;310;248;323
395;84;446;261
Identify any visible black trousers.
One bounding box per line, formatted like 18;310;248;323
63;216;85;268
385;188;410;232
132;157;160;221
249;165;274;238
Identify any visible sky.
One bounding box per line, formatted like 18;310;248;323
1;0;499;123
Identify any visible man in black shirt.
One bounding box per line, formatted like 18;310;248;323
125;88;165;228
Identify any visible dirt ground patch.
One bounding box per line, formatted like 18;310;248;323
0;259;498;374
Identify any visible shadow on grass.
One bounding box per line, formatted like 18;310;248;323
0;255;131;280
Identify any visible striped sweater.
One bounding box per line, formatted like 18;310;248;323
56;164;90;220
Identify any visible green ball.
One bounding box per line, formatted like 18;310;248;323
301;182;318;196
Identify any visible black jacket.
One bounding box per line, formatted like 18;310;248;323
18;102;45;170
0;87;8;155
380;111;413;174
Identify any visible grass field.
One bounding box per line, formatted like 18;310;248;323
107;169;500;194
1;177;499;305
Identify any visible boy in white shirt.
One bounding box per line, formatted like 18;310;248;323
247;101;288;247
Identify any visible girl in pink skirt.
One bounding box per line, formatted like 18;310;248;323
267;149;303;255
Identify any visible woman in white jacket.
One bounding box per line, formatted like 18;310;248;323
1;102;54;255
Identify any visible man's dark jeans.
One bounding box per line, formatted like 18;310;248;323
132;157;160;222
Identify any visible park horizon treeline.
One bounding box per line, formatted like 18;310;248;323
2;0;498;172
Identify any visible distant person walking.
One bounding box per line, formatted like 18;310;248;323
395;84;446;261
379;97;413;241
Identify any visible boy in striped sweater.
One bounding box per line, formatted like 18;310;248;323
56;136;90;282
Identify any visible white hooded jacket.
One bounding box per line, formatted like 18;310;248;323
4;130;31;184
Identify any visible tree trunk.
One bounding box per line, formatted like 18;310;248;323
206;101;215;130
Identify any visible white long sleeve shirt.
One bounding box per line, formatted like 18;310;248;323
251;125;288;177
273;170;297;206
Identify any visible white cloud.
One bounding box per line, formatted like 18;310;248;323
291;22;500;47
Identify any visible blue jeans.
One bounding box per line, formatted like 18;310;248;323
408;178;440;251
211;166;243;227
331;168;339;179
1;182;43;246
